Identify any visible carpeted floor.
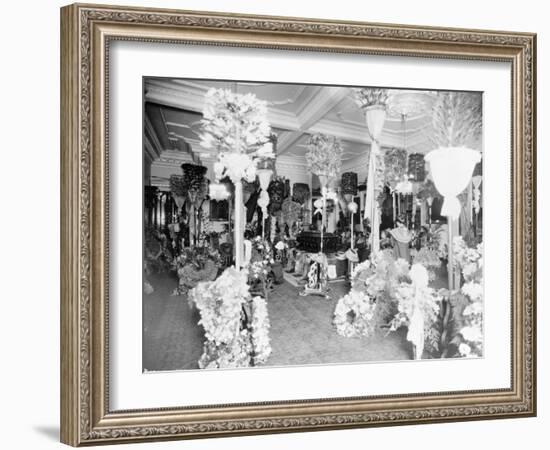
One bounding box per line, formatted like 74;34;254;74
143;272;419;372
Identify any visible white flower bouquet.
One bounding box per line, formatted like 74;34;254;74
200;88;274;183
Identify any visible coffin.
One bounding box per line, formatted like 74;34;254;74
296;231;339;253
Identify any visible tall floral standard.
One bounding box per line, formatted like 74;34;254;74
200;88;274;268
302;133;343;297
305;133;343;244
383;147;408;222
425;92;482;290
353;88;389;254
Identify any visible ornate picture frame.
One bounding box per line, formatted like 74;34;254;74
60;3;536;446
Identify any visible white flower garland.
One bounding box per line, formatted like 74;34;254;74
250;296;272;364
191;268;249;346
190;267;272;368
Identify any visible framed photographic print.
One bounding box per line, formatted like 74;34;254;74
60;3;537;446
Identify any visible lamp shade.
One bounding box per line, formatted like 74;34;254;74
425;147;481;219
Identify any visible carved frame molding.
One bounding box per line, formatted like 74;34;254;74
61;3;536;446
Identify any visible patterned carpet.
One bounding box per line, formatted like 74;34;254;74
143;272;414;372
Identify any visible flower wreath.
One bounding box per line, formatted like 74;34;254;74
333;289;377;338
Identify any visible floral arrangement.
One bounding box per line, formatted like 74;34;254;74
416;179;440;202
407;153;426;182
305;133;343;177
472;175;482;214
292;183;310;205
411;247;442;281
171;247;221;296
452;236;484;357
383;148;408;191
333;290;377;338
305;252;329;292
192;268;248;345
247;237;274;284
431;224;450;260
190;267;272;369
144;228;173;273
200;88;272;153
334;250;409;338
200;88;274;184
198;331;252;369
181;164;208;195
352;88;389;109
281;198;302;228
389;264;442;357
352;250;409;300
452;236;483;281
340;172;358;197
458;299;483;357
368;149;387;204
267;177;286;214
248;295;272;364
335;251;444;356
169;174;188;197
430;91;482;148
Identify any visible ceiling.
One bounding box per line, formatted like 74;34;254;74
144;78;482;185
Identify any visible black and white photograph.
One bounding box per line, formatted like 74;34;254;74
142;79;484;372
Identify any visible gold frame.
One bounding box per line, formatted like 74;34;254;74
60;3;537;446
